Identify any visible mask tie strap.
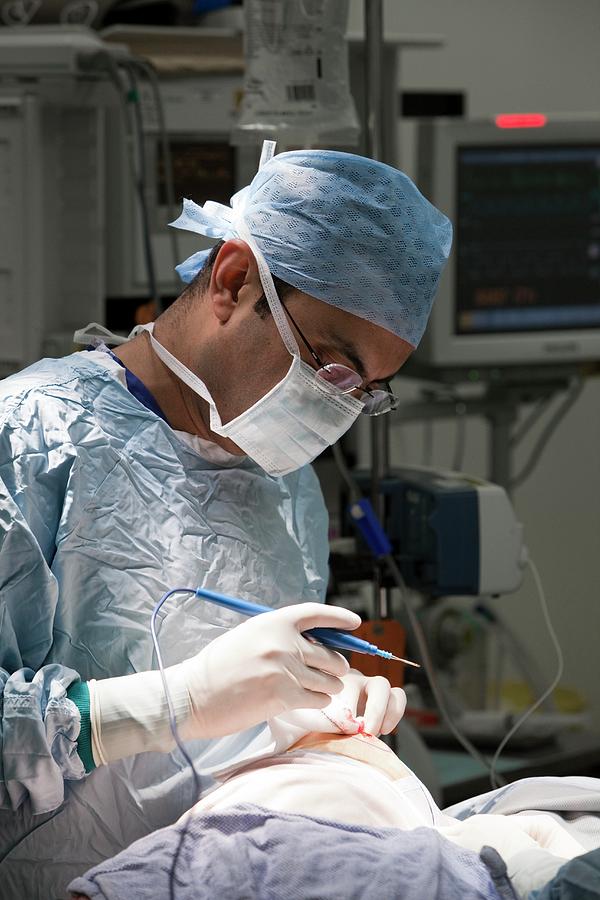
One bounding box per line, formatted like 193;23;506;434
73;323;130;347
259;140;277;169
234;216;300;359
146;331;216;410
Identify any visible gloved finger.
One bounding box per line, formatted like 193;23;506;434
294;688;339;711
379;687;407;735
336;670;365;714
298;665;345;697
300;639;350;677
361;676;393;735
514;816;585;858
284;602;361;633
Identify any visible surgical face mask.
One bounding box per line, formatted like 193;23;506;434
146;221;364;477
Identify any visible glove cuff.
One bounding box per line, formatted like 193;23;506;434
67;680;96;772
90;666;193;766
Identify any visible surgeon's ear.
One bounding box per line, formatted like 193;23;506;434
210;239;259;324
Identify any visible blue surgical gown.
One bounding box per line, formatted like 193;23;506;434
0;350;329;898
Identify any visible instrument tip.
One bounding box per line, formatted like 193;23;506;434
390;654;421;668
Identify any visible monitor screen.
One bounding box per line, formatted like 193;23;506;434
456;145;600;336
413;118;600;373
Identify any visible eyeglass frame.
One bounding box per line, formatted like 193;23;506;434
279;300;400;416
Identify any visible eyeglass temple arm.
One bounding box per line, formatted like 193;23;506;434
279;301;324;367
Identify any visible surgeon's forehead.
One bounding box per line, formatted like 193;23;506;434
289;291;411;381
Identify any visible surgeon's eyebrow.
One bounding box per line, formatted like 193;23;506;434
326;335;400;385
326;336;366;378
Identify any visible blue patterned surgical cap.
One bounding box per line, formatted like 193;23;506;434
170;149;452;347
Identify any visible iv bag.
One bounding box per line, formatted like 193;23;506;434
232;0;360;148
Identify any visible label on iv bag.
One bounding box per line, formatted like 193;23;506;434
232;0;360;148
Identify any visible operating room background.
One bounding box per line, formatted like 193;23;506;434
1;0;597;734
346;0;600;728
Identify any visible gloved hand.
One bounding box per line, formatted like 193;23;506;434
337;668;407;735
506;814;585;859
501;815;586;898
89;602;360;766
437;813;584;861
180;603;360;737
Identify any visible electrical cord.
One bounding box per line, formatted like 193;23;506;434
509;393;554;448
332;440;505;783
120;61;160;309
77;50;161;311
488;555;564;789
127;57;181;286
477;600;558;714
382;553;502;780
150;587;202;900
60;0;98;25
334;437;565;791
332;440;361;502
422;420;433;466
509;377;584;489
452;402;467;472
1;0;40;25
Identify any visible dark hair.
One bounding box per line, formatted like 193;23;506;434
181;239;295;318
178;241;295;319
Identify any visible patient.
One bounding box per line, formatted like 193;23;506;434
195;716;444;830
189;688;586;898
69;687;588;900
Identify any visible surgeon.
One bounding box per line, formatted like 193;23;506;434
0;143;451;897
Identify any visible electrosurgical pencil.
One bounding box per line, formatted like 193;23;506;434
194;586;420;666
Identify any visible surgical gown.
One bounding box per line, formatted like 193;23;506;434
0;350;329;898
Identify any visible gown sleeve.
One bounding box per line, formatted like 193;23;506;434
0;407;86;815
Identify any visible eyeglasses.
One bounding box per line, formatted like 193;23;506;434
281;302;399;417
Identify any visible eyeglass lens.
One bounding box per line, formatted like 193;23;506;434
316;363;363;392
280;300;398;416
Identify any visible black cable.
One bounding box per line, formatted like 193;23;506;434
509;394;553;448
488;557;564;789
76;50;161;312
383;553;504;783
452;403;467;472
422;420;433;466
119;61;160;310
509;378;584;489
151;588;203;900
127;57;181;286
331;440;504;783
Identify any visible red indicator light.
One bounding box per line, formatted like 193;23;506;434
495;113;547;129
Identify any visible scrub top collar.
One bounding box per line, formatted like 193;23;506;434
101;347;168;423
85;344;241;467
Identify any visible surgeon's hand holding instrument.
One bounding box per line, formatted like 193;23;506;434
88;599;386;770
190;586;419;664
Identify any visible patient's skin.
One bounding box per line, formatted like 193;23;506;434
189;729;586;885
191;731;445;829
289;731;412;779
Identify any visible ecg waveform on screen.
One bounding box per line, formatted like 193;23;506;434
458;239;600;283
472;285;540;307
455;144;600;334
458;190;600;218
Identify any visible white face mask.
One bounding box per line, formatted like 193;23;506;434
148;334;362;476
146;218;364;477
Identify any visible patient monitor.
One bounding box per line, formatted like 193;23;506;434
413;115;600;379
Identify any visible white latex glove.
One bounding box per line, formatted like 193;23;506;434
507;815;585;859
438;813;584;862
193;668;408;781
181;603;360;735
338;668;407;735
90;602;360;765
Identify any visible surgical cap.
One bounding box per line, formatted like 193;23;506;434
171;149;453;347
